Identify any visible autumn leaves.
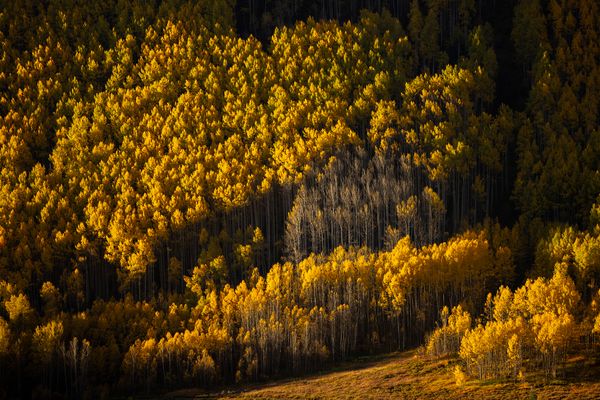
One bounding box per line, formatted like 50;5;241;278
118;229;511;390
433;272;584;380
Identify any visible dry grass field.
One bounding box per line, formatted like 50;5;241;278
163;350;600;400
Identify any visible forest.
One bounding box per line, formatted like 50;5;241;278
0;0;599;398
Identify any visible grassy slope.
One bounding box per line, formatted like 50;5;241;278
164;350;600;399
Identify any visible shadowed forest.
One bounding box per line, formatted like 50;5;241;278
0;0;600;398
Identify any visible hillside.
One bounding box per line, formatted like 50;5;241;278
165;350;600;400
1;0;600;398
